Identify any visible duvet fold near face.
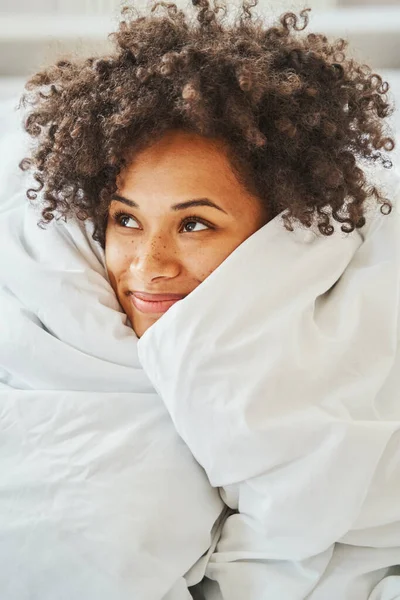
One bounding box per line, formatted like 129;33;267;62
138;170;400;600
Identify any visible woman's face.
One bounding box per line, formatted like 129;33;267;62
105;129;268;338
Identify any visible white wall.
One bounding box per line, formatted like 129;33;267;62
1;0;400;76
0;0;339;14
0;1;121;13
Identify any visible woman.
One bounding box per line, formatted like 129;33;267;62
20;1;394;332
2;1;400;599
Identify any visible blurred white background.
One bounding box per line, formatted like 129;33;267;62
0;0;399;162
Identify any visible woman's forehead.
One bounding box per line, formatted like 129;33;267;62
118;131;242;193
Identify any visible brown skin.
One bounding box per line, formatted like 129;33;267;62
105;129;268;337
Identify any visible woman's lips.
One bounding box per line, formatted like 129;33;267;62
130;292;187;315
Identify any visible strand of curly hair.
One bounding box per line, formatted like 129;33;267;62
20;0;395;247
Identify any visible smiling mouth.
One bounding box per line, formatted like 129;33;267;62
130;292;187;315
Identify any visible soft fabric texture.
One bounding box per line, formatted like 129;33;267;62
0;193;224;599
138;168;400;599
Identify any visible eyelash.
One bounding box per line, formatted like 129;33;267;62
112;211;137;228
112;210;215;232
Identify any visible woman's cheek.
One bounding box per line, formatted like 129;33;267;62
188;247;229;283
106;232;131;270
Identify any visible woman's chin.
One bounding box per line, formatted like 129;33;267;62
131;311;162;339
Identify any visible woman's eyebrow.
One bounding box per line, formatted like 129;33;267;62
111;194;138;208
111;194;227;214
171;199;227;214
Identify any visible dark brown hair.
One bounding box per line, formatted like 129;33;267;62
20;0;395;247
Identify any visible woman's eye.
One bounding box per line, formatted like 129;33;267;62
182;219;209;233
117;214;139;229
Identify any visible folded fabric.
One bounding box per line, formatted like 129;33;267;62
138;168;400;599
0;197;224;600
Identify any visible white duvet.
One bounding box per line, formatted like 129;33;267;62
138;170;400;599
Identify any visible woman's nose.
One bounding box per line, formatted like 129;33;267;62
129;234;181;282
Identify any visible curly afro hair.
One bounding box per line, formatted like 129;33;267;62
20;0;395;248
